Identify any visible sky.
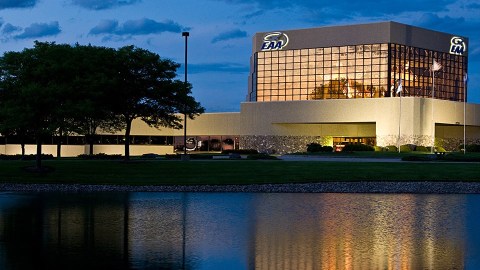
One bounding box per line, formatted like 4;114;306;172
0;0;479;112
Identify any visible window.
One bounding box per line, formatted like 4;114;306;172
253;42;466;102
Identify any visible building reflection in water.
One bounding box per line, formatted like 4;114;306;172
0;192;472;269
253;193;466;269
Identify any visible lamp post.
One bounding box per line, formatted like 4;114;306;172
182;31;189;160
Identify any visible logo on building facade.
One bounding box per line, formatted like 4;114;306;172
450;37;466;55
261;32;289;51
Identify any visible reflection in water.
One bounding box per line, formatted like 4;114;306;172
0;192;477;269
253;194;466;269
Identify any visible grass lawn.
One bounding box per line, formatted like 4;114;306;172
0;155;479;185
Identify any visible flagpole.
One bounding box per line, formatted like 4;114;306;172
431;67;435;154
464;73;467;154
396;79;402;153
398;91;402;153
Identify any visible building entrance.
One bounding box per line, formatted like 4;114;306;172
333;137;376;151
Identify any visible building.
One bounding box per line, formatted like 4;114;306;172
241;21;477;153
1;21;479;156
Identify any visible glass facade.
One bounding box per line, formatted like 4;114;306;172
250;43;467;102
173;135;239;152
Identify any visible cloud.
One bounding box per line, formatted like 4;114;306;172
413;13;479;40
212;29;247;43
2;23;22;34
89;18;187;36
414;13;466;31
71;0;140;10
89;19;118;35
471;47;480;57
14;21;61;39
214;0;451;18
184;63;249;74
119;18;184;35
243;10;265;19
0;0;37;9
465;2;480;9
100;35;132;42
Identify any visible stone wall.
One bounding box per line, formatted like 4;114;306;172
240;135;333;154
377;135;433;148
436;138;480;151
240;134;480;153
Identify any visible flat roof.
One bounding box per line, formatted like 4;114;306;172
252;21;468;55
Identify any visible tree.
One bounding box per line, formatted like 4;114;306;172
111;46;204;161
68;44;124;155
0;42;205;165
0;42;75;169
0;52;33;159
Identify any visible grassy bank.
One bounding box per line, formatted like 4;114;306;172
0;158;479;185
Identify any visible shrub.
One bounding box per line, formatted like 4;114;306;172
435;146;446;152
165;154;214;160
0;154;54;160
321;146;334;152
78;153;123;160
342;144;374;152
466;144;480;152
443;154;480;162
374;146;383;152
400;145;412;152
165;154;180;160
385;145;398;152
222;149;258;155
141;153;159;159
306;143;323;153
305;143;333;153
415;146;429;152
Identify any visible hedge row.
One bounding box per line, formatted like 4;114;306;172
0;154;55;160
78;153;123;160
221;149;259;155
342;144;374;152
306;143;333;153
464;144;480;152
382;145;446;152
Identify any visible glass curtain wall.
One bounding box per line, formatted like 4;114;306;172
390;44;467;101
252;43;467;102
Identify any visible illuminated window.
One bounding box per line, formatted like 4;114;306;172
251;42;466;102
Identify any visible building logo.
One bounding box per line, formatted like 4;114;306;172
261;32;289;51
450;37;466;55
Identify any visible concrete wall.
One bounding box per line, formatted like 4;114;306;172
0;113;240;157
104;112;242;136
2;99;480;155
0;144;174;157
238;97;480;151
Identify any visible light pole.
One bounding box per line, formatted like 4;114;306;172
182;31;189;160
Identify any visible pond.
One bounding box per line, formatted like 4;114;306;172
0;192;479;269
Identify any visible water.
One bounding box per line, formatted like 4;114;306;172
0;192;479;269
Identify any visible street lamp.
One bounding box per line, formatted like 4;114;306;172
182;31;189;160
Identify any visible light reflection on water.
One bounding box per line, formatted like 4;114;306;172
0;192;478;269
253;194;467;269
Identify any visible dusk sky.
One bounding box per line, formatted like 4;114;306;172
1;0;479;112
